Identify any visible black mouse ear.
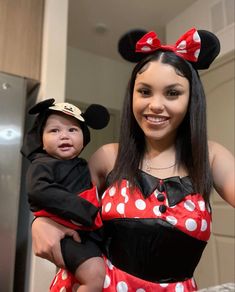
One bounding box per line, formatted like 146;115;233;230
83;104;110;129
28;98;55;114
118;29;148;62
193;30;220;70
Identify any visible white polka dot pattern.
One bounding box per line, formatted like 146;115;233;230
166;216;178;226
177;40;187;50
193;31;200;42
175;282;184;292
104;275;111;288
135;199;146;210
116;281;128;292
147;37;153;45
116;203;125;214
101;179;211;242
198;200;205;211
109;186;116;196
62;270;68;280
185;218;197;231
106;258;114;270
153;206;162;216
104;202;112;213
201;219;207;231
184;200;195;211
160;283;169;287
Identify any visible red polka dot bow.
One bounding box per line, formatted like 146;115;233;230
135;28;201;62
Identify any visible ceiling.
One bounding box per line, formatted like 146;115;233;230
68;0;198;62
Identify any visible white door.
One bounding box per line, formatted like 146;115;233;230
194;51;235;289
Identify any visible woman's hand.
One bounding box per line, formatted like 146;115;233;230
32;217;81;267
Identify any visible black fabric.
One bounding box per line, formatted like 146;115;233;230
27;153;98;226
107;170;195;206
21;111;49;161
61;233;103;274
103;218;207;283
82;104;110;129
194;30;221;70
118;29;147;63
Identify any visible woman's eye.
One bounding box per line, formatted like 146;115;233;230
137;88;151;97
167;90;181;98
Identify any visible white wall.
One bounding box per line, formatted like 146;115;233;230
166;0;234;57
66;47;132;110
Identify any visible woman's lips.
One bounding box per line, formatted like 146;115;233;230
145;115;170;125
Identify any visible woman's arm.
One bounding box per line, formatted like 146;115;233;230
32;217;81;267
88;143;118;191
209;141;235;207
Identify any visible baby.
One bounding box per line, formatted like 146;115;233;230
21;98;109;291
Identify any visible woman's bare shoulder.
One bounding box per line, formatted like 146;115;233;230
208;140;235;207
208;140;233;161
91;143;118;163
88;143;119;189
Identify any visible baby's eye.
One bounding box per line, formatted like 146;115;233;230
50;128;59;133
69;127;79;132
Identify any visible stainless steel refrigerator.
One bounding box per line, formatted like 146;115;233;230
0;71;39;292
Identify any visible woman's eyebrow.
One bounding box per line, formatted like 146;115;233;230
135;82;151;87
165;83;184;89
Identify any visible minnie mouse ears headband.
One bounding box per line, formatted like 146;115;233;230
118;27;220;69
28;98;110;130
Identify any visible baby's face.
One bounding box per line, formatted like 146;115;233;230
42;112;84;160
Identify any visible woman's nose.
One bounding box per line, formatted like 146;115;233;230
149;96;165;112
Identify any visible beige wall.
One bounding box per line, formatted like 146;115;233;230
66;47;132;110
38;0;68;102
166;0;234;57
28;0;68;291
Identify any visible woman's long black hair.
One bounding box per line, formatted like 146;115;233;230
110;50;213;203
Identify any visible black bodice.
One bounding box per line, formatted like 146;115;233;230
103;218;207;283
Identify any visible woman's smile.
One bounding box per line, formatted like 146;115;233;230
133;61;190;144
144;114;170;125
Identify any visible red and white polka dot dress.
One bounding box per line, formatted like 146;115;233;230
50;175;211;292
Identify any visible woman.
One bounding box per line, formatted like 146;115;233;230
32;28;235;291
